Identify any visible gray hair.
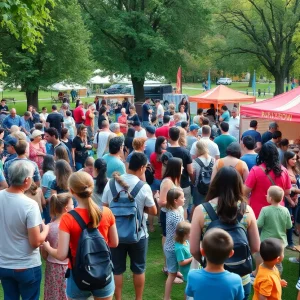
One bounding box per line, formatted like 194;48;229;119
110;123;120;132
8;160;35;186
232;107;238;113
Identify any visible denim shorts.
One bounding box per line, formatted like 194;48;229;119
151;179;162;191
164;250;178;273
192;186;206;206
110;238;148;275
66;270;115;299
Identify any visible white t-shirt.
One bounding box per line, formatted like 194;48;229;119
134;128;147;138
40;112;48;122
93;131;111;158
0;190;42;268
228;116;240;141
102;174;155;239
190;137;220;159
157;104;164;122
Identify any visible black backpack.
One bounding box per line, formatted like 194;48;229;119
68;210;113;290
201;202;253;277
195;158;213;195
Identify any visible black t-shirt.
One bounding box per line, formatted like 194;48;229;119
124;137;134;154
0;105;9;114
46;112;64;133
166;146;192;188
261;131;273;144
72;136;89;164
127;114;139;125
114;104;122;114
142;103;151;121
98;115;107;129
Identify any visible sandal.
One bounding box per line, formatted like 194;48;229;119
286;245;297;251
173;277;183;284
162;267;168;276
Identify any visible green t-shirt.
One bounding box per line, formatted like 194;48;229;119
175;241;192;281
257;205;292;247
214;134;237;158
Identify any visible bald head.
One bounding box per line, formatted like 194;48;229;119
10;108;16;117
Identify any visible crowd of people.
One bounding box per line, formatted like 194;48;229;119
0;96;300;300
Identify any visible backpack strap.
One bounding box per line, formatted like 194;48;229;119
202;202;218;222
259;165;276;186
109;178;119;198
130;180;145;198
195;158;205;168
68;210;87;230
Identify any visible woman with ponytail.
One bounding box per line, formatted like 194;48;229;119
43;172;118;300
41;193;74;300
92;158;108;205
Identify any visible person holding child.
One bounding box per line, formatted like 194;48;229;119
186;228;244;300
190;167;260;300
253;238;288;300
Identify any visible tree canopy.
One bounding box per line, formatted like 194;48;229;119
79;0;210;100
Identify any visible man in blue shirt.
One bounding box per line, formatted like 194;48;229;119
240;136;258;171
2;108;23;136
144;126;156;160
142;97;153;128
261;122;278;144
219;105;230;122
241;120;262;152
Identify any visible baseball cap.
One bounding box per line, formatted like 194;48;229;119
161;152;173;164
4;136;18;147
146;126;156;134
190;124;200;131
31;130;44;139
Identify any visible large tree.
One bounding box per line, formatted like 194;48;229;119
79;0;210;100
0;0;92;108
217;0;300;95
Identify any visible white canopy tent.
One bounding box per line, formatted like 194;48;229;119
87;75;111;85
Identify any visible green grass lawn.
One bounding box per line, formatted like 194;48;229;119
0;225;299;299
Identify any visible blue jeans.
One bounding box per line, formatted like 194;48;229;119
0;265;42;300
285;198;295;246
75;162;83;171
243;282;251;300
142;121;150;128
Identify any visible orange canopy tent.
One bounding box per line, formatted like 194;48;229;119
189;85;256;104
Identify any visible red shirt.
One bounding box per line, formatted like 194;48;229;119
150;150;166;180
73;106;84;124
118;115;128;134
84;109;92;126
155;125;170;139
60;207;115;268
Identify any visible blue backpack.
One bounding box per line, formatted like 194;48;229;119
201;202;253;277
67;210;113;291
109;178;145;244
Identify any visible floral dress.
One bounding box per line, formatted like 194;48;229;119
44;221;68;300
29;142;46;172
63;116;75;140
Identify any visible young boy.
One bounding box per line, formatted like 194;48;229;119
185;228;244;300
257;186;292;274
253;238;287;300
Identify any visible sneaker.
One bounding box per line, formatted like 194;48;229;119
289;257;300;263
250;273;256;285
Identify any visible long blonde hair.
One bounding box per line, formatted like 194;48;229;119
68;172;102;228
195;140;209;157
178;127;187;147
55;159;73;191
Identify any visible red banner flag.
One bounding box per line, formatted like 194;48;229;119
176;66;182;94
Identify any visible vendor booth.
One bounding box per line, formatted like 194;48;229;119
240;86;300;141
189;85;256;119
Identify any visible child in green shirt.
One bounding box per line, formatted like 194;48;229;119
175;221;193;282
257;186;292;274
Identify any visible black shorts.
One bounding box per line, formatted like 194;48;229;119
110;238;148;275
160;210;166;237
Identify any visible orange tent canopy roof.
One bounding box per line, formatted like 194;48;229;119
189;85;256;104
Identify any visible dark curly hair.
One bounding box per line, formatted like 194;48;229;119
257;142;282;177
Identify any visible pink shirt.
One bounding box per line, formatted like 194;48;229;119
118;115;128;134
245;163;291;218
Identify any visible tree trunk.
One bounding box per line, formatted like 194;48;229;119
248;72;253;88
132;76;145;102
26;90;39;110
274;74;285;96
